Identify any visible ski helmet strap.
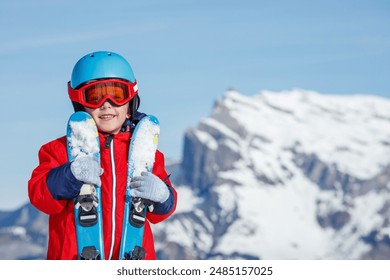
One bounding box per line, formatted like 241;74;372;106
72;101;85;112
130;95;140;118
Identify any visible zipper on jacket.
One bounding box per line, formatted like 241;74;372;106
105;135;117;260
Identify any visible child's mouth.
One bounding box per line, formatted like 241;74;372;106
100;114;116;120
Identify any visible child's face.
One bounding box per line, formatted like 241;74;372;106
85;101;129;134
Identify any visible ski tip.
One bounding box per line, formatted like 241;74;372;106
68;111;93;122
147;115;159;125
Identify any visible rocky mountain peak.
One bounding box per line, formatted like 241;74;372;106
159;89;390;259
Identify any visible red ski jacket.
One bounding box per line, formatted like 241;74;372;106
28;131;177;260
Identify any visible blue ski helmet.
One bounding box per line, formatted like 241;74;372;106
70;51;136;88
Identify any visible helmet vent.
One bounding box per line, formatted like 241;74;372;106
107;52;112;56
89;53;94;58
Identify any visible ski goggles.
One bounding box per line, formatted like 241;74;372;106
68;79;138;108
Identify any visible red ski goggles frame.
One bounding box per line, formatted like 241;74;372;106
68;79;138;109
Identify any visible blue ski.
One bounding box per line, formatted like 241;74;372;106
66;111;104;260
119;115;160;260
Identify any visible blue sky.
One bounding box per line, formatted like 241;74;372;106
0;0;389;210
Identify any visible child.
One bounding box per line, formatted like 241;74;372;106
28;51;177;260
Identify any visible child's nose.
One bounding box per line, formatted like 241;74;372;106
100;100;113;109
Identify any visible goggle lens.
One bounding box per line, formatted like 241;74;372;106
84;82;129;105
68;79;137;108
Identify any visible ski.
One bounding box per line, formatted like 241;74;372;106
66;111;105;260
119;115;160;260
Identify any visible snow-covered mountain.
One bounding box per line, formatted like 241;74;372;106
1;89;390;260
0;203;47;259
153;89;390;260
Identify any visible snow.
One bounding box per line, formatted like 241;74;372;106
319;190;389;259
163;219;195;248
349;191;388;234
0;226;26;237
215;163;332;259
193;130;218;150
174;185;202;213
214;164;384;259
214;184;236;215
129;119;160;177
68;119;99;157
201;118;241;143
